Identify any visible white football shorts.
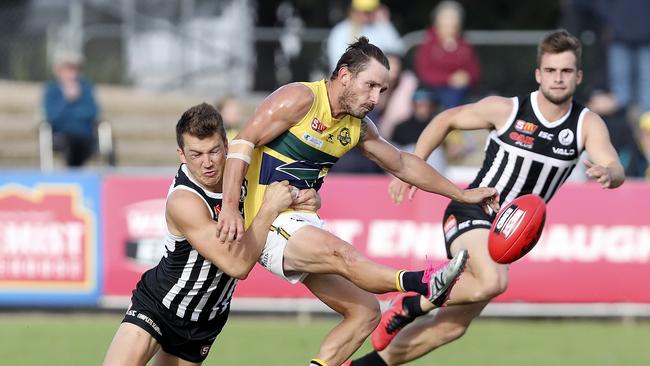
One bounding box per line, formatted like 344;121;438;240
258;211;324;283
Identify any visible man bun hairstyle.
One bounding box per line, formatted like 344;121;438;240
331;36;390;79
176;102;227;149
537;29;582;69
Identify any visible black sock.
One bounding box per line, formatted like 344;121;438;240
351;351;388;366
402;294;425;317
400;270;428;296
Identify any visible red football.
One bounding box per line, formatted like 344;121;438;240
488;194;546;264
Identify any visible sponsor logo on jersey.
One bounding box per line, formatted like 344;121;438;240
538;130;554;141
302;133;324;148
337;127;352;146
326;133;335;143
311;118;327;134
494;205;526;239
552;147;576;156
200;345;211;357
259;252;270;267
472;219;492;226
509;131;535;149
131;311;162;336
443;215;458;240
559;128;574;146
515;120;538;134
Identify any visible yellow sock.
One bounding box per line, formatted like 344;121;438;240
395;270;406;292
310;358;329;366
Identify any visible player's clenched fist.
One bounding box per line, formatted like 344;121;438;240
215;205;244;244
262;181;294;214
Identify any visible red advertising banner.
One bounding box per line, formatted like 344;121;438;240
236;177;650;303
0;186;93;286
0;172;101;306
102;174;172;296
102;174;650;304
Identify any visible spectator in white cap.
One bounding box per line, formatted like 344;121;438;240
43;50;99;167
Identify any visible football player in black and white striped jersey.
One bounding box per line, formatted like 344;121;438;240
103;103;320;366
353;29;624;366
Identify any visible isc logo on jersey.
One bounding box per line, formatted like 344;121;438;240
538;131;554;141
494;205;526;239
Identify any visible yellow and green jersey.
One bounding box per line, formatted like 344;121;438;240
244;79;362;227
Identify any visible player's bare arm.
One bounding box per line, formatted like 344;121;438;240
413;96;513;160
389;96;513;204
217;83;315;243
167;181;295;279
582;111;625;188
357;118;499;211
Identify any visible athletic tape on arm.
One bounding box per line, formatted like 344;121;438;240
230;139;255;149
227;139;255;164
226;153;251;164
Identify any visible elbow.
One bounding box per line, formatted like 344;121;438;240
232;272;248;280
232;267;250;280
610;165;626;188
225;263;254;280
612;175;625;189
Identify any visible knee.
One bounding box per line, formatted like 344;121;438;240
345;299;381;336
359;301;382;334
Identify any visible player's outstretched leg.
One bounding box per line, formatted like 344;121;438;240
285;226;468;302
371;250;468;352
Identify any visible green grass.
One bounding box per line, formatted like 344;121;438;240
0;313;648;365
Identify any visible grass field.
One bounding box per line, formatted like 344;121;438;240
0;313;648;365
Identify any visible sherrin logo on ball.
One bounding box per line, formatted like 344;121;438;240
493;205;526;239
488;194;546;264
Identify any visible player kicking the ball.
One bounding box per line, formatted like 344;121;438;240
216;37;499;366
350;29;624;366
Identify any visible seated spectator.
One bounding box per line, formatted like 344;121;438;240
372;53;419;139
415;1;480;109
327;0;403;71
391;90;446;173
588;91;648;178
217;95;245;141
43;50;99;167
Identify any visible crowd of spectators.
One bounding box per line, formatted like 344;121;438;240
42;0;649;178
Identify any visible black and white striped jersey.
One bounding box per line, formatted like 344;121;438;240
468;91;588;205
139;164;244;322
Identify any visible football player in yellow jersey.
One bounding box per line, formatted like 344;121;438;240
218;37;499;366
